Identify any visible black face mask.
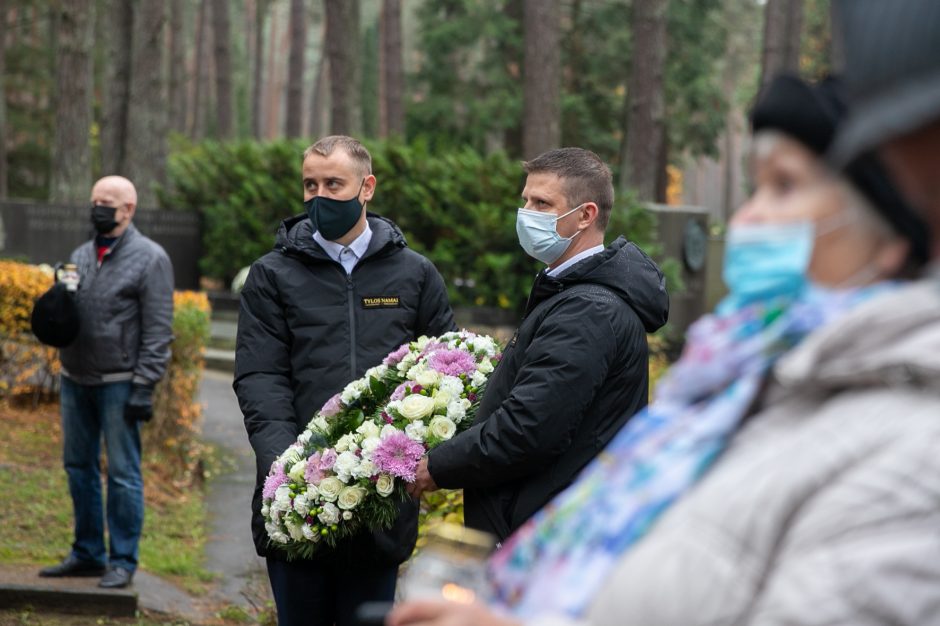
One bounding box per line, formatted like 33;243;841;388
304;181;365;241
90;204;119;235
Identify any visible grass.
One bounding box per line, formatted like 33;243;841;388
0;608;195;626
0;401;214;590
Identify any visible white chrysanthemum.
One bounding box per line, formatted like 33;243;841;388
471;336;497;356
399;394;436;421
471;371;487;387
405;420;427;442
318;477;343;502
318;502;340;525
429;416;457;440
375;474;395;497
337;486;366;510
333;451;360;482
439;376;464;397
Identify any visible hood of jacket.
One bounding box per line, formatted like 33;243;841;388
274;211;408;260
528;236;669;332
774;279;940;391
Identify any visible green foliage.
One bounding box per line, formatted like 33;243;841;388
162;138;670;313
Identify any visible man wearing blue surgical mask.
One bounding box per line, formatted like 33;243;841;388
234;135;456;626
408;147;669;543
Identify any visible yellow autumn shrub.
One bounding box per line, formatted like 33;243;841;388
0;260;59;396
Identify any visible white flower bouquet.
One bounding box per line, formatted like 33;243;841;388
261;331;501;559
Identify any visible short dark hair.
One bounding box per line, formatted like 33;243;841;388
523;147;615;229
303;135;372;177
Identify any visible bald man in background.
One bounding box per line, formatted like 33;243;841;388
38;176;174;589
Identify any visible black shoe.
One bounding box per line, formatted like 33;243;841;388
39;555;106;578
98;566;133;589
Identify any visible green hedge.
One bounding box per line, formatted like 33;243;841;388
160;138;668;313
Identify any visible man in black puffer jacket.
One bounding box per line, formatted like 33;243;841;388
234;135;455;626
409;147;669;541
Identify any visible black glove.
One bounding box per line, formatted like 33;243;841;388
124;383;155;423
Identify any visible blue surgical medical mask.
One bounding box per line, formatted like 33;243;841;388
719;221;815;313
516;204;585;265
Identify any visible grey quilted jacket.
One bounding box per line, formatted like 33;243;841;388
530;276;940;626
60;224;174;386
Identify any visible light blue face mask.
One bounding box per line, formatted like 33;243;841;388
516;204;584;265
719;221;815;313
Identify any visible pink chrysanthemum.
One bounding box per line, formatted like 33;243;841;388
427;348;478;377
319;393;343;418
305;452;326;484
418;341;446;358
371;432;426;481
263;464;288;500
383;343;411;366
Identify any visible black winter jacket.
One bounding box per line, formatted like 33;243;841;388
234;213;456;562
427;237;669;540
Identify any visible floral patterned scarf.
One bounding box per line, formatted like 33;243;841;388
488;283;895;619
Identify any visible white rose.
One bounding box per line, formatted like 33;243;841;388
433;389;454;410
288;459;307;482
318;502;340;525
337;486;366;510
446;401;467;423
360;436;381;455
375;474;395;497
415;369;441;388
317;477;343;502
471;371;487;387
429;416;457;440
333;451;361;483
399;394;436;421
261;504;270;517
477;358;494;374
274;485;292;509
305;484;319;500
406;364;425;381
356;421;380;440
312;416;330;432
297;430;312;445
343;511;353;521
287;520;305;541
270;530;290;544
380;424;400;439
293;493;310;517
335;433;360;453
439;376;464;396
405;420;428;442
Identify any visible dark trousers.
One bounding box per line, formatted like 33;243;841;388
266;557;397;626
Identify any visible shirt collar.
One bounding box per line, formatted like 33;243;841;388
313;222;373;262
546;244;605;277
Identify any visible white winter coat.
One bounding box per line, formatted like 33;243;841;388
534;278;940;626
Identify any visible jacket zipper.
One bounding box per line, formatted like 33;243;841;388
347;275;357;379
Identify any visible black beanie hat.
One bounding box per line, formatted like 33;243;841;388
750;74;930;265
31;282;81;348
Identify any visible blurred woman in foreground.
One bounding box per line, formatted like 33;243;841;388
389;75;940;626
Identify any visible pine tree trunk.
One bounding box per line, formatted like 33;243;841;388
324;0;360;136
760;0;804;88
191;0;210;138
379;0;404;138
285;0;306;137
522;0;560;160
0;0;8;199
125;0;167;207
211;0;233;138
309;29;328;139
99;0;132;175
251;0;267;138
49;0;95;202
168;0;185;132
620;0;667;201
